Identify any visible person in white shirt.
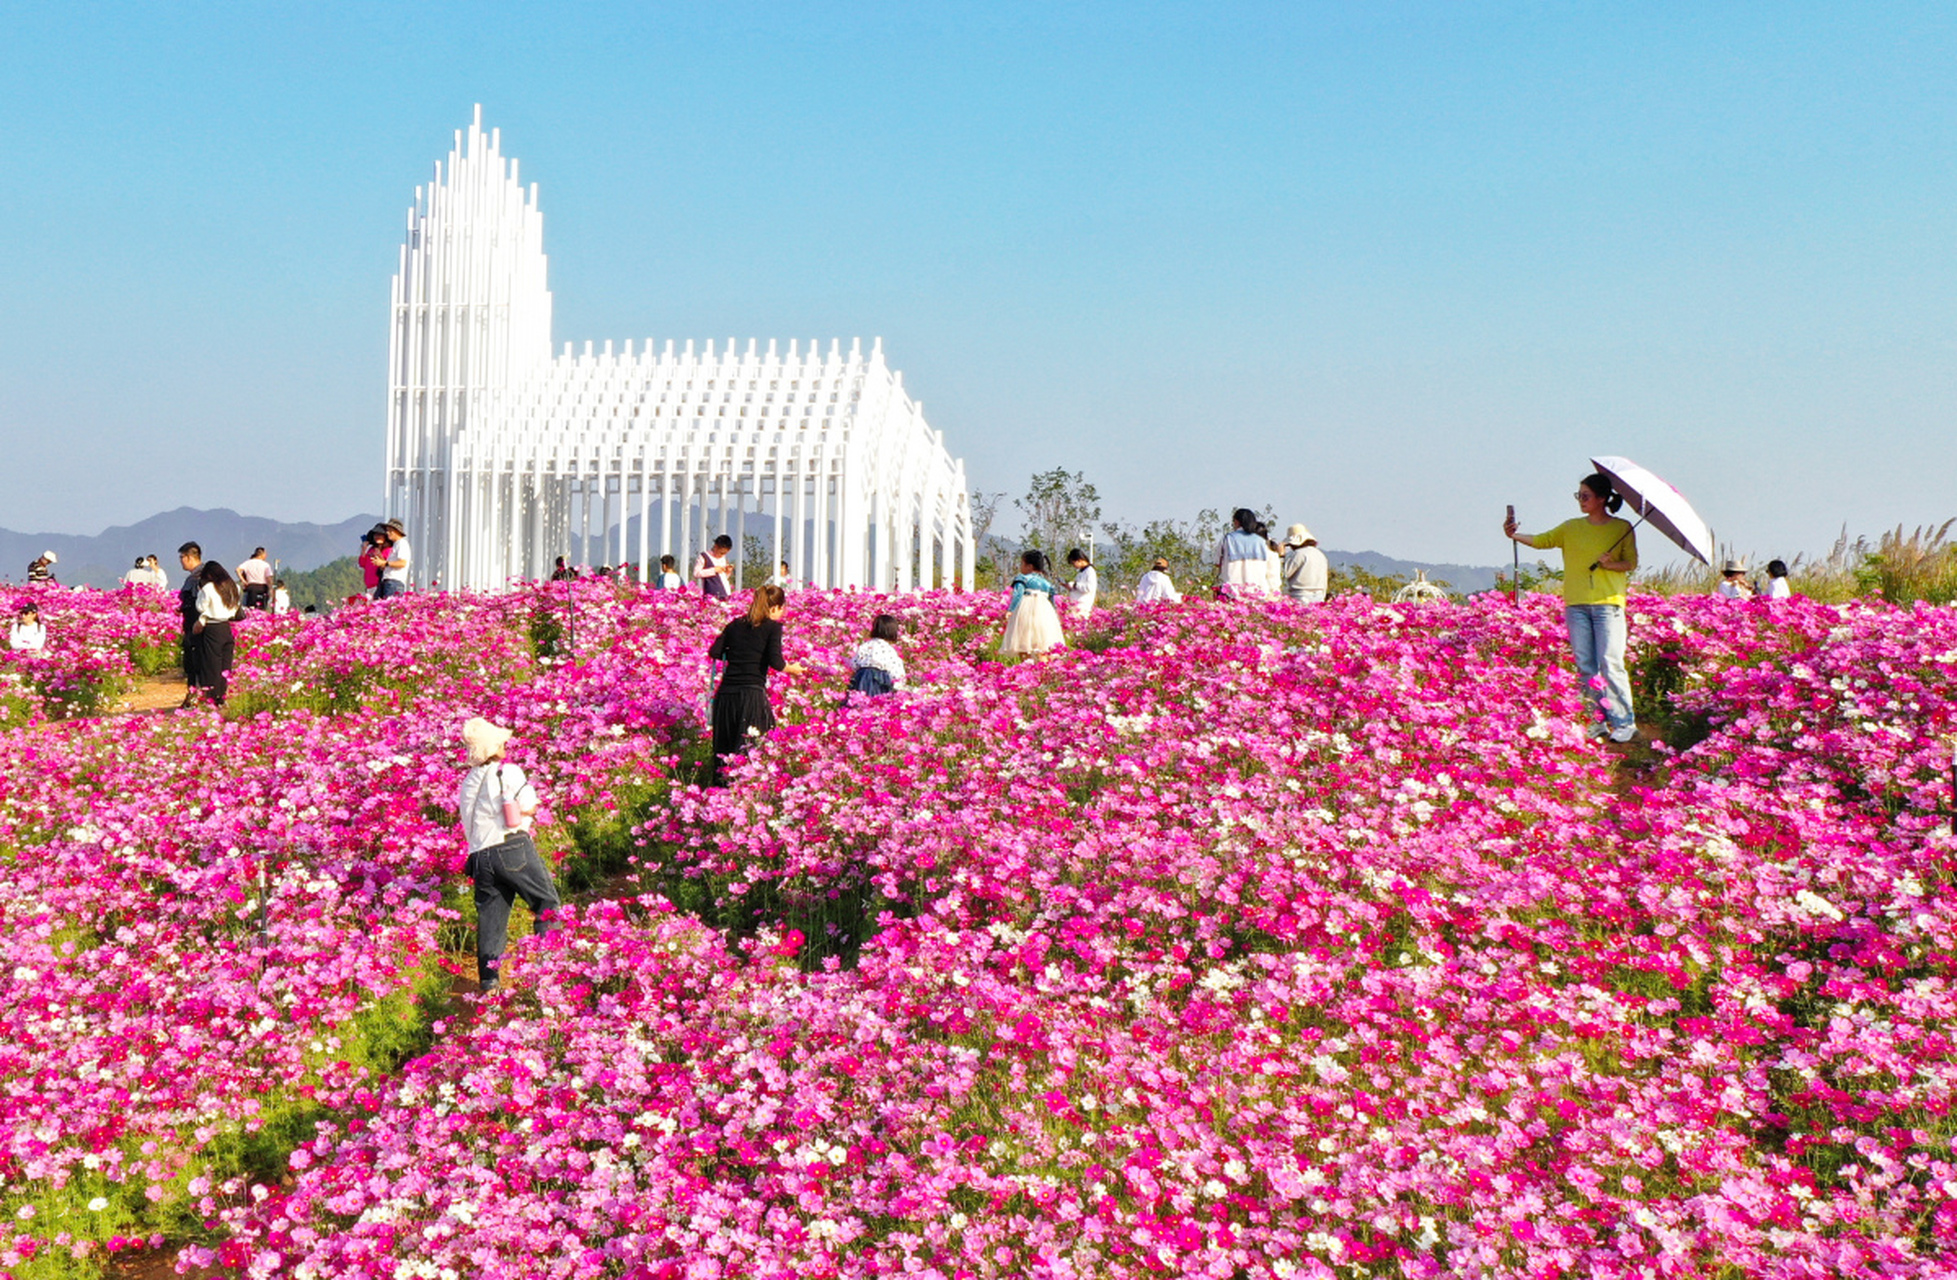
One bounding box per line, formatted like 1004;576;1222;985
1134;558;1180;603
1281;524;1331;604
1064;549;1098;619
458;717;560;990
271;579;292;616
1763;559;1792;600
1214;508;1273;599
653;555;684;590
765;561;794;590
8;602;46;652
193;563;243;706
123;557;156;589
845;614;908;698
236;547;275;610
694;536;735;599
1715;559;1754;600
379;520;412;599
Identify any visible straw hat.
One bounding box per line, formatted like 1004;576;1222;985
1285;523;1313;546
1721;558;1746;575
461;716;513;765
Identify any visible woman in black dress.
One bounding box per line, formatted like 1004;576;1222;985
705;584;805;784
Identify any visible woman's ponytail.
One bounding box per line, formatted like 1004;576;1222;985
1580;473;1624;515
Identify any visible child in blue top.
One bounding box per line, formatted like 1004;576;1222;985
1000;550;1066;656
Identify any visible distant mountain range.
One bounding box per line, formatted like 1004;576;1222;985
0;507;1510;595
0;508;382;589
1320;548;1506;594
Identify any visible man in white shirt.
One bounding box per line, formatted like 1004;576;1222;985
237;547;275;610
379;520;412;598
1281;524;1330;604
1134;558;1181;603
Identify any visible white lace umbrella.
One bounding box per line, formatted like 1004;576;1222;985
1589;455;1715;566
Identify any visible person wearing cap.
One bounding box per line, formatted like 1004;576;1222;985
26;552;57;585
379;519;412;599
458;717;560;990
1134;557;1181;603
1280;524;1330;604
1715;559;1755;600
8;601;45;652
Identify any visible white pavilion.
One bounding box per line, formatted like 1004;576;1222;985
384;108;976;593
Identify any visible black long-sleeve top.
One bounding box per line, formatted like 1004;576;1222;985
707;618;785;689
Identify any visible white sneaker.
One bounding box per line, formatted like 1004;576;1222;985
1585;723;1609;741
1609;725;1637;744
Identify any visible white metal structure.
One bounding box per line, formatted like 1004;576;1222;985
385;108;976;592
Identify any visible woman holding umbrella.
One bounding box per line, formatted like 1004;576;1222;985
1504;473;1639;743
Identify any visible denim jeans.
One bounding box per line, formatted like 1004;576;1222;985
1565;604;1634;732
468;831;561;987
376;579;406;600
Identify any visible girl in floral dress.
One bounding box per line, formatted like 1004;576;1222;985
1000;551;1066;657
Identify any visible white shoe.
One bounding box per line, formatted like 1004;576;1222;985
1585;723;1609;741
1609;725;1637;744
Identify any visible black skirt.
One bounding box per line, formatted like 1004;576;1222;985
710;684;775;781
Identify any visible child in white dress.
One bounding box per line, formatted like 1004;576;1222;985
1000;551;1066;657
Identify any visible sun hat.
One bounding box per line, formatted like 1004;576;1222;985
1285;523;1313;545
42;551;56;564
1721;558;1746;575
461;716;514;766
384;518;407;536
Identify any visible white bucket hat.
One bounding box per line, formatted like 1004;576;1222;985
461;716;514;766
42;550;57;563
1284;523;1313;546
1721;558;1746;575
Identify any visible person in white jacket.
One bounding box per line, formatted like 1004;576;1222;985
1281;524;1330;604
1134;558;1181;603
8;601;46;651
1064;549;1098;619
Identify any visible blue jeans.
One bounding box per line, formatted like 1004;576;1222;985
376;579;406;600
1565;604;1634;731
467;832;561;987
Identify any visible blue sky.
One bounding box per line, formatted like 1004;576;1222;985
1;2;1951;565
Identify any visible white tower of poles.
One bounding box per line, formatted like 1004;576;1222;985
385;107;976;593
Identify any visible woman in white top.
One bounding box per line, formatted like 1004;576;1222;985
1214;508;1273;599
1715;559;1755;600
1763;559;1792;600
8;602;46;652
1064;549;1098;619
458;717;560;990
193;563;243;706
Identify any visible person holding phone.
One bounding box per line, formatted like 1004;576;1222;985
458;717;559;990
1503;474;1640;743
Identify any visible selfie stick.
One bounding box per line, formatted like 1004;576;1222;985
1508;505;1519;606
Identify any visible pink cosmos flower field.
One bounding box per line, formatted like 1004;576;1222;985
1;583;1954;1278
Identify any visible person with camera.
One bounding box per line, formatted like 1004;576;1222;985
458;717;560;991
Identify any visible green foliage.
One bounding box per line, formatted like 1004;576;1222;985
1014;468;1102;564
1098;509;1223;599
1493;559;1558;597
1326;562;1410;601
281;555;368;614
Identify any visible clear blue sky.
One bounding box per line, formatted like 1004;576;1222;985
2;2;1951;566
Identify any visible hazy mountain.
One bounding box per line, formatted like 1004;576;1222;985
0;508;381;589
1321;549;1506;594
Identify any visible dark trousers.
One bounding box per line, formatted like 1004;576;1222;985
199;621;235;705
467;831;561;987
376;579;406;600
709;684;774;785
180;627;203;689
242;584;270;611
